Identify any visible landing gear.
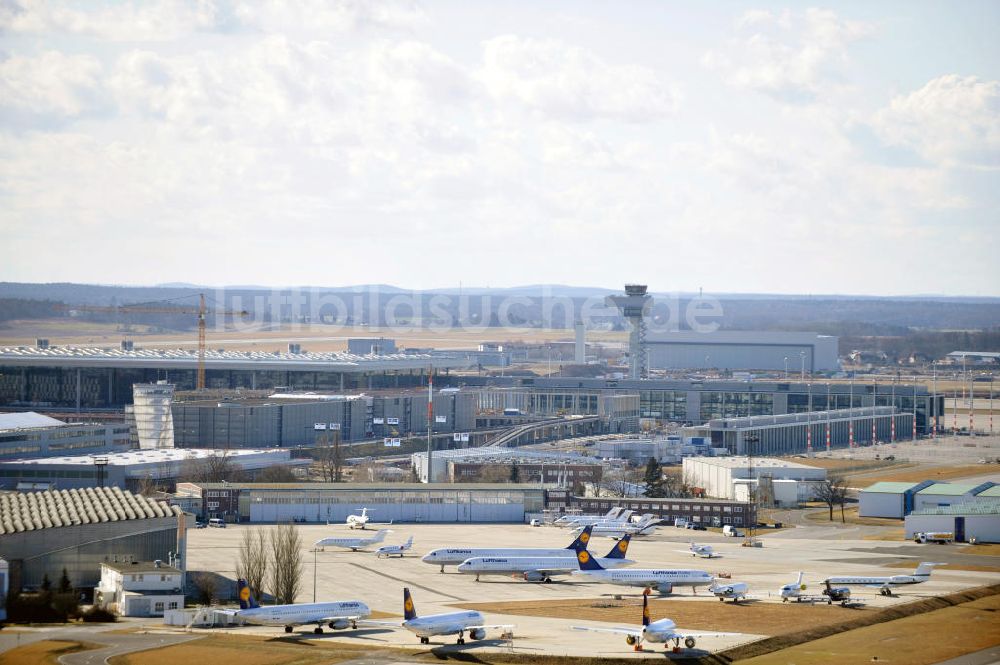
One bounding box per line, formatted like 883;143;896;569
719;597;724;601
544;577;553;583
351;621;357;630
314;626;324;634
284;625;293;633
420;637;429;644
684;636;697;649
440;566;445;573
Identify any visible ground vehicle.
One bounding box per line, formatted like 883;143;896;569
914;531;954;544
530;519;542;527
195;522;207;529
208;518;226;528
722;525;741;537
674;518;687;528
686;523;706;531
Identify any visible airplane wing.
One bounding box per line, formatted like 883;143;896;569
467;623;515;632
572;625;642;638
356;618;404;627
317;614;368;623
674;629;743;638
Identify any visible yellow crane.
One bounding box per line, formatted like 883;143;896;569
58;293;248;390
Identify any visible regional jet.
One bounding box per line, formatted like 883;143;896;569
824;562;943;596
456;535;634;582
570;548;714;595
223;579;370;634
421;525;594;572
315;528;390;551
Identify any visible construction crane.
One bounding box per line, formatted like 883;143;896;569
57;293;248;390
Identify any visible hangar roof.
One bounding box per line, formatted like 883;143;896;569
863;481;925;494
0;486;181;535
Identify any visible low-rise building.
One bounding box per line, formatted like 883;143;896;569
913;482;997;512
96;560;184;617
905;501;1000;543
569;495;756;528
859;481;936;519
682;456;827;500
0;412;131;460
411;447;603;484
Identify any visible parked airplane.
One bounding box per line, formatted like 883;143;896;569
679;543;720;559
421;525;594;572
572;589;736;651
557;509;635;528
780;572;851;605
824;562;943;596
315;528;390;551
554;507;625;526
346;507;392;530
224;579;370;634
456;535;635;582
374;587;513;645
574;514;659;539
376;535;414;558
571;549;714;595
708;581;749;602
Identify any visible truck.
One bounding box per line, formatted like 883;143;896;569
723;525;742;537
914;531;954;544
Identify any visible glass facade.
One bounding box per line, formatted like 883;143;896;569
699;392;773;420
639;390;687;420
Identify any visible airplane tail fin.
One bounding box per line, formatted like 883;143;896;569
237;578;259;610
567;524;593;552
641;588;651;626
914;562;943;579
575;547;604;571
795;571;804;588
373;529;389;543
404;535;413;548
605;533;631;559
403;587;418;621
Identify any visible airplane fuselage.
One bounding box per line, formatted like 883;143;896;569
404;610;485;638
237;600;370;627
456;555;634;577
422;547;583;567
573;569;714;591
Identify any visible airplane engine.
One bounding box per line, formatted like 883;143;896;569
656;583;672;594
625;634;638;646
469;628;486;640
329;619;351;630
522;571;546;582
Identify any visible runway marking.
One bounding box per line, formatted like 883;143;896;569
345;562;464;601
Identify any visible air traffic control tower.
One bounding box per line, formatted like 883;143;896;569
607;284;653;380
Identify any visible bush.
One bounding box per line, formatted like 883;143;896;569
81;606;117;623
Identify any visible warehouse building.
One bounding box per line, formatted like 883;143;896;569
595;436;713;464
0;448;303;492
859;481;936;519
705;407;915;455
0;412;131;461
172;389;477;448
174;482;547;523
905;500;1000;543
411;448;603;484
682;456;827;501
463;377;943;434
0;487;188;590
569;495;756;528
0;346;473;409
644;330;840;372
477;388;640;432
913;482;997;512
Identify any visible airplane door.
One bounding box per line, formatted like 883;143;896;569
954;516;966;542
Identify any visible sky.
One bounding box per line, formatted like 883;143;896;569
0;1;998;296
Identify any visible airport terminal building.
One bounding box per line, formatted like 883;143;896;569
644;331;840;372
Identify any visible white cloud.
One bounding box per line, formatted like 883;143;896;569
0;51;106;122
705;8;871;103
481;35;679;122
871;75;1000;169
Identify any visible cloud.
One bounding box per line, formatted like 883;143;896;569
0;50;107;125
705;8;871;103
871;75;1000;169
481;35;679;122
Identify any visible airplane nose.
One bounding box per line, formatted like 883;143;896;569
421;554;432;562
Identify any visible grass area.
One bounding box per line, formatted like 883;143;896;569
455;596;866;637
846;464;992;487
960;543;1000;556
737;592;1000;665
804;505;902;527
107;634;370;665
0;639;100;665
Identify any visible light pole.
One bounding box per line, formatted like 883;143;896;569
799;351;806;380
784;357;789;378
312;547;318;602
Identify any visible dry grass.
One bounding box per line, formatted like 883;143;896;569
737;593;1000;665
454;596;866;637
960;543;1000;556
0;639;100;665
107;634;370;665
847;465;992;487
861;527;906;541
804;505;901;527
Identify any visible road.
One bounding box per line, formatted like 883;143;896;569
0;623;200;664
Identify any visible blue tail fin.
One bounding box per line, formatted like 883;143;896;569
403;587;418;621
575;547;604;571
566;525;593;552
641;588;651;626
237;579;259;610
605;534;631;559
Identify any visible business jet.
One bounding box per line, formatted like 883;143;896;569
371;587;513;645
824;562;943;596
571;549;714;595
421;525;594;572
572;589;737;652
224;579;370;634
375;535;414;558
554;507;625;526
708;581;750;602
575;514;659;539
678;542;721;559
456;535;635;582
315;528;390;551
557;509;635;528
780;572;851;605
346;507;392;529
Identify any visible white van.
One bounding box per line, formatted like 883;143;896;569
208;518;226;528
723;525;741;537
674;518;687;528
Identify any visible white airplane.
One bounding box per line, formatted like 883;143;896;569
372;587;513;645
572;589;737;652
708;581;750;603
780;572;852;605
376;535;414;558
824;562;944;596
346;507;392;529
557;509;635;529
571;549;714;595
456;535;635;582
421;525;594;572
224;579;370;634
554;507;625;526
315;528;390;551
574;514;659;539
678;542;721;559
